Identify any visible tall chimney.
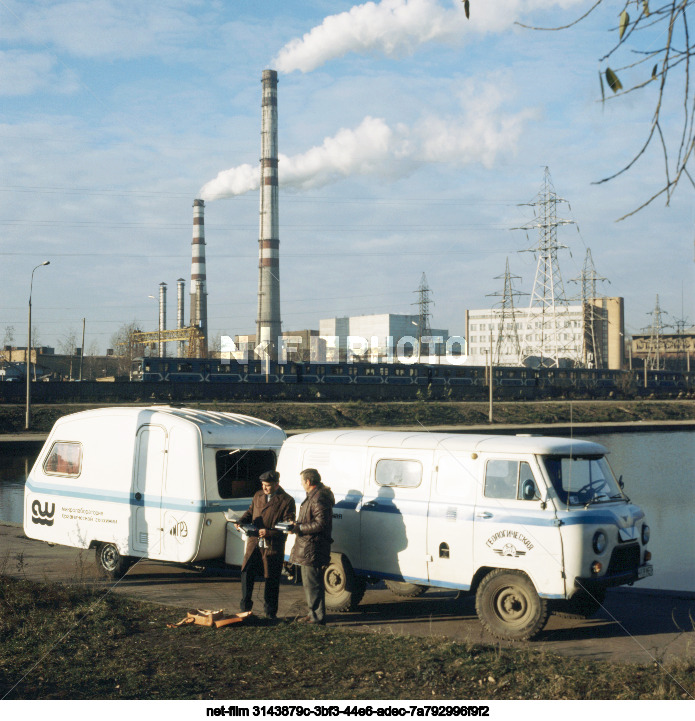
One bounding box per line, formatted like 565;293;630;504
190;199;208;358
159;281;167;358
256;69;281;361
176;277;185;357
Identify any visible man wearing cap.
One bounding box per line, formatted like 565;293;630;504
236;470;295;621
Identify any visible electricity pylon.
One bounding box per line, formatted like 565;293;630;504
514;167;577;367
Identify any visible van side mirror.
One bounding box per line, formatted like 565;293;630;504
521;479;539;501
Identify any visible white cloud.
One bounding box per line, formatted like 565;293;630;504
273;0;586;73
0;50;78;95
2;0;198;59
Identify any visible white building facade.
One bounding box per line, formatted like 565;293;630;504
320;314;450;363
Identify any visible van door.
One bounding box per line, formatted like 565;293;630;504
473;455;565;598
360;450;432;584
426;452;477;590
132;425;167;556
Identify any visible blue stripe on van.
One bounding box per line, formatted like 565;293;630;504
24;479;244;515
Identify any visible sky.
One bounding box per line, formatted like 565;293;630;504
1;0;693;355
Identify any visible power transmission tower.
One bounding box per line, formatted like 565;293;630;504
570;248;609;368
645;295;668;370
514;167;577;367
412;273;433;359
486;258;527;365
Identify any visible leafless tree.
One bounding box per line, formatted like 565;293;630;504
518;1;695;219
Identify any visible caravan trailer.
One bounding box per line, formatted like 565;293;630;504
23;406;285;577
277;430;653;640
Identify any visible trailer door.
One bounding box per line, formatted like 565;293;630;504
132;424;167;555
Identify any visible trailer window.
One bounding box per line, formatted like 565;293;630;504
43;442;82;477
375;459;422;488
215;450;277;499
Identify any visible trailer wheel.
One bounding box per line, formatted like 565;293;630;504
323;553;366;612
96;543;133;579
475;569;549;641
554;589;606;619
384;580;427;598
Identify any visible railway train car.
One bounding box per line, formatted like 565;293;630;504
130;356;694;396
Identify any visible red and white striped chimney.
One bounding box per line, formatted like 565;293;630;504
256;69;281;360
190;199;208;358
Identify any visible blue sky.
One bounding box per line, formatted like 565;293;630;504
1;0;692;355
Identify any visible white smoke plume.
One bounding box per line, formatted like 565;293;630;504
199;87;535;201
273;0;585;74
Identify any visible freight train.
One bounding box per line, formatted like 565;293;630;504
131;357;694;395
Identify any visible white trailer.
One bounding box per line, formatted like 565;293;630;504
277;430;653;640
23;406;285;577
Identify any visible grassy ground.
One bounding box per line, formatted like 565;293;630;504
0;576;693;701
0;399;694;434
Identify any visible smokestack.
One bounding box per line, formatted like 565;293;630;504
256;69;281;360
159;281;167;358
176;277;185;357
190;199;208;358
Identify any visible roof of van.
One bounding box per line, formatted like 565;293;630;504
284;430;607;456
52;406;286;446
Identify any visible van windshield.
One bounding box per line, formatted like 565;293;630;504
215;449;277;499
541;455;624;507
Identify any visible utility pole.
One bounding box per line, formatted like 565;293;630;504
514;168;576;368
645;295;668;371
570;249;609;369
486;258;526;366
412;272;433;362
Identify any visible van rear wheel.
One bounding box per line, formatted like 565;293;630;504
96;543;133;579
385;580;427;598
475;569;549;641
324;553;366;612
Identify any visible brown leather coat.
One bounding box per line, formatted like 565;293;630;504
289;483;335;568
238;487;295;574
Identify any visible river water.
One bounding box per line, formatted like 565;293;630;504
1;430;692;593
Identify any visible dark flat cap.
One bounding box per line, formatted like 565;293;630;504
259;470;280;483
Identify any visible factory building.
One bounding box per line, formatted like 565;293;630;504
319;314;449;363
465;297;625;369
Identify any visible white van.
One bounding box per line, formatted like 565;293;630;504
24;406;285;577
277;430;653;640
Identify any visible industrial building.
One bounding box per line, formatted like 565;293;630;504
319;314;449;362
465;297;625;369
231;330;326;362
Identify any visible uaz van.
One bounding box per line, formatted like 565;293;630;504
278;430;653;640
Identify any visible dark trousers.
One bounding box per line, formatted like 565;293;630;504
301;565;326;624
240;549;282;617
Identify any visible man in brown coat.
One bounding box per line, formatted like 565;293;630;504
288;468;335;625
236;470;295;620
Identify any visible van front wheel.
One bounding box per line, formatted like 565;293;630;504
475;569;549;641
96;543;133;579
323;553;366;612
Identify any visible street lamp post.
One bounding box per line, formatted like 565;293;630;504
25;261;50;430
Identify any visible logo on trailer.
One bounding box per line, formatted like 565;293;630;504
169;521;188;539
31;500;55;526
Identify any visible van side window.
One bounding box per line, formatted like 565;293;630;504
43;442;82;477
484;460;518;499
216;450;277;499
375;459;422;488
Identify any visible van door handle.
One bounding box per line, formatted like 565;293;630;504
476;511;493;519
361;501;377;509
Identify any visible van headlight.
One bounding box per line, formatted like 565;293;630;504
592;531;607;554
642;524;650;545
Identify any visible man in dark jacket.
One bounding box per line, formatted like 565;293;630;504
288;468;335;625
236;470;295;620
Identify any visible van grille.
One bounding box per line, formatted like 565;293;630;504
606;542;640;575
